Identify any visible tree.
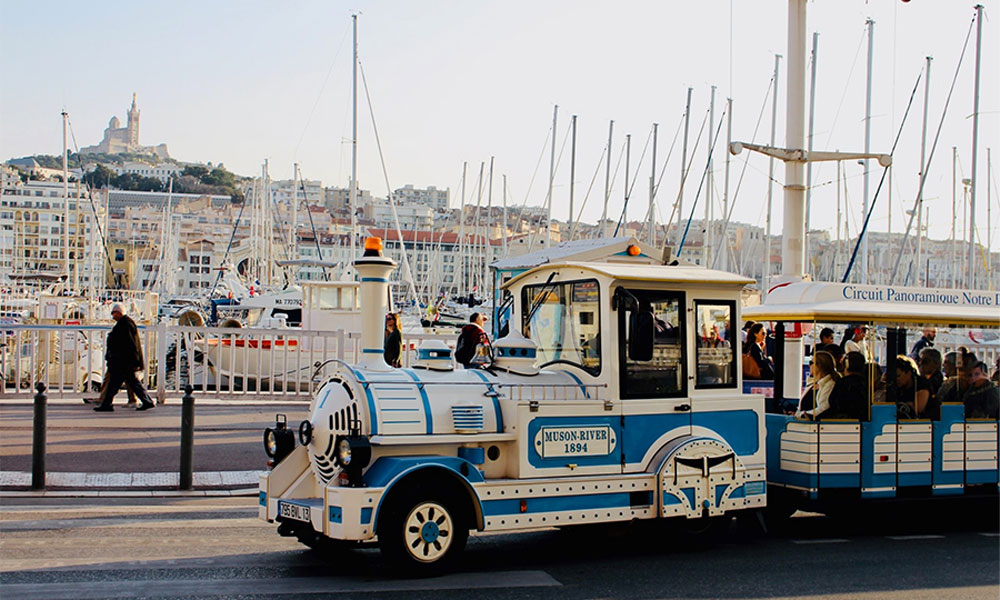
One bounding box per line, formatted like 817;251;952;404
181;165;209;179
83;164;115;189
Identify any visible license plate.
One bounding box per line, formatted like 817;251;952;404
278;501;311;522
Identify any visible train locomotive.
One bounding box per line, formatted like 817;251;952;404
259;237;766;572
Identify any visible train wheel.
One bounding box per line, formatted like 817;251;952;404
378;491;468;575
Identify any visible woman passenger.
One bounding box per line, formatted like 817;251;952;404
743;322;774;380
891;355;931;419
383;312;403;368
796;351;840;420
964;360;999;419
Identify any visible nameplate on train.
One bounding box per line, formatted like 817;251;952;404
535;426;617;458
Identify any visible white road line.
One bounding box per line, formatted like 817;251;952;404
886;535;946;540
0;571;562;599
791;538;849;544
978;532;999;537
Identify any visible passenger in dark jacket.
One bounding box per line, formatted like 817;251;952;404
94;304;153;412
455;312;492;369
826;351;868;420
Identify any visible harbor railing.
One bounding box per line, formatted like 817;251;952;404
0;323;456;402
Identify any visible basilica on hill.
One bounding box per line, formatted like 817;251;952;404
79;93;170;158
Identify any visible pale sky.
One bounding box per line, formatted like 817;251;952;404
1;0;997;246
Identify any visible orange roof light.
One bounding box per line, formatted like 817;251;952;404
626;244;641;256
363;237;383;257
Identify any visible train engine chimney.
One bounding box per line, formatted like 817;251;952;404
353;237;397;371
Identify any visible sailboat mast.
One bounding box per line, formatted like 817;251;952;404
457;162;466;295
765;54;781;296
648;122;658;245
291;163;299;264
952;147;957;288
968;3;983;288
502;174;509;255
350;14;359;263
721;97;732;272
62;110;70;289
602;120;613;238
546;105;558;245
918;56;932;287
678;88;692;247
624;134;631;235
475;162;484;293
569;115;577;242
706;86;715;265
806;32;818;278
487;156;494;275
861;18;874;284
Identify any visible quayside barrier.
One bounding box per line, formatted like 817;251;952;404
1;324;456;402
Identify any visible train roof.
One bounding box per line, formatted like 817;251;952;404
502;261;756;289
743;281;1000;327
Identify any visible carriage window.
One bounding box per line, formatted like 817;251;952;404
695;301;736;388
521;279;601;375
619;289;685;398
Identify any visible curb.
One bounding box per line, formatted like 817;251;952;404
0;487;259;498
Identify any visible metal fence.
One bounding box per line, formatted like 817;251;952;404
0;323;456;402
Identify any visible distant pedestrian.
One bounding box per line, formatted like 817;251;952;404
384;312;403;368
94;304;154;412
909;328;936;361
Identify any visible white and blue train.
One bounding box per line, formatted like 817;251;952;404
258;239;998;572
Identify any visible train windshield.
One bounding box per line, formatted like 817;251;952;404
521;279;601;375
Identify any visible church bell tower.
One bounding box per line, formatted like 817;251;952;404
127;93;140;148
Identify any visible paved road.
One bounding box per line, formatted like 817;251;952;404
0;400;307;488
1;497;997;599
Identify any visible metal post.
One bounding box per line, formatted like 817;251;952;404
602;120;614;238
179;384;195;490
31;382;47;490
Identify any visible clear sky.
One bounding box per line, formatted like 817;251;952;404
1;0;997;246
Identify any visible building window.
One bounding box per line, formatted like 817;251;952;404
201;256;210;265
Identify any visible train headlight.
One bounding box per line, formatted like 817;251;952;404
337;438;353;466
263;414;295;467
334;435;371;486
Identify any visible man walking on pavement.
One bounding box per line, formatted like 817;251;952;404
94;303;154;412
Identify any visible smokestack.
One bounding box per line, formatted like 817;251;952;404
353;237;396;371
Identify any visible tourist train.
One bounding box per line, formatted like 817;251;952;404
258;237;998;573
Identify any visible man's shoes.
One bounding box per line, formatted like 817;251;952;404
136;402;155;411
93;405;114;412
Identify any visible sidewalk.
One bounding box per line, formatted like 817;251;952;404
0;397;307;497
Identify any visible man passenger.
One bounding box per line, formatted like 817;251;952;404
964;361;999;419
827;351;867;420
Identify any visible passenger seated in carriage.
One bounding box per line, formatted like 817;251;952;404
964;360;999;419
795;351;839;420
825;351;868;420
889;355;935;420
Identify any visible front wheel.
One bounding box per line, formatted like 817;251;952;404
378;493;468;575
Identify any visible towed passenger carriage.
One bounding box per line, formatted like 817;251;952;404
259;238;767;571
744;282;1000;517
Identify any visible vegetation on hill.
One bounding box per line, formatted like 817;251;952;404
10;152;246;202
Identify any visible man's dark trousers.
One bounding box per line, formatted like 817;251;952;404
96;366;151;408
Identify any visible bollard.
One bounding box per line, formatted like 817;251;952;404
31;382;47;490
179;384;195;490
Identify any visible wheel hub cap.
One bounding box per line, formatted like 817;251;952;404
404;501;452;562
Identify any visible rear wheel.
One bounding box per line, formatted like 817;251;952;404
378;490;468;575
